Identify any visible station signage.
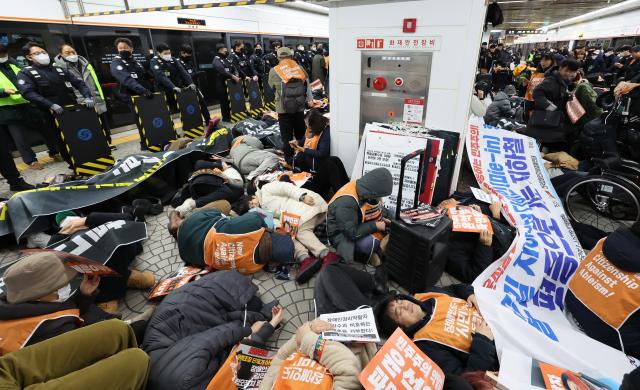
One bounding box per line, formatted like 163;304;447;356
355;36;441;51
177;17;206;26
506;29;544;35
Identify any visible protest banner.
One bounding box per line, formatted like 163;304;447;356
465;118;634;388
360;328;445;390
148;266;209;300
318;307;380;343
2;128;231;240
470;186;496;204
234;340;278;390
21;249;119;277
278;211;301;238
447;206;493;233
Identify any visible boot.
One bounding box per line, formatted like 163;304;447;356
320;251;340;269
373;266;389;296
97;300;120;315
296;256;322;284
9;178;35;192
127;270;155;289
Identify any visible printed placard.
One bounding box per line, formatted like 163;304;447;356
319;307;380;343
234;340;278;390
360;328;445;390
447;206;493;233
148;266;209;300
22;249;118;277
470;186;496;204
278;211;301;238
403;98;425;124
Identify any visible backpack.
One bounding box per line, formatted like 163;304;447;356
281;78;307;113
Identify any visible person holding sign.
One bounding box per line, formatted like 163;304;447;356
374;284;499;375
327;168;393;265
565;222;640;359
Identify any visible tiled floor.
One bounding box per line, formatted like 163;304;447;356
0;117;462;348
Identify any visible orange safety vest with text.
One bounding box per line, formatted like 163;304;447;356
206;344;238;390
568;238;640;331
0;309;81;355
203;226;265;275
412;293;482;353
330;181;384;240
303;132;322;150
274;59;307;83
525;72;545;101
272;351;333;390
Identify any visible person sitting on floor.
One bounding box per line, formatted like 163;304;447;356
374;284;499;375
565;222;640;359
483;84;517;126
229;135;281;180
326;168;393;266
290;109;330;172
170;208;294;275
243;180;340;283
171;158;244;209
0;319;150;390
142;270;279;390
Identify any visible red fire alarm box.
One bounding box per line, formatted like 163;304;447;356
403;18;417;33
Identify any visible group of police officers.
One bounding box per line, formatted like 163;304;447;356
0;37;328;191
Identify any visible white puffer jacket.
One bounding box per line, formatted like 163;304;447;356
256;181;327;226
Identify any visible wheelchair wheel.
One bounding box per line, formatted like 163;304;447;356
564;174;640;233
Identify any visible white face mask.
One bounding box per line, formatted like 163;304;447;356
33;53;50;66
56;283;72;302
0;56;7;63
65;54;78;63
160;54;172;61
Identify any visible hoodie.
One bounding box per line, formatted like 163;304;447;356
326;168;393;262
565;226;640;358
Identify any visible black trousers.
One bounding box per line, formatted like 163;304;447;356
314;263;375;316
215;80;231;121
303;157;350;201
98;112;112;144
278;111;306;163
196;89;211;124
0;126;21;185
42;113;72;166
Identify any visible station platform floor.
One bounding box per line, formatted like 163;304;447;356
0;113;462;349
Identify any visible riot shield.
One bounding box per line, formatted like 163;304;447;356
131;92;176;152
176;89;204;139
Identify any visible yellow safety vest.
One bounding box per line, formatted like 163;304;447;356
0;63;28;106
86;63;104;100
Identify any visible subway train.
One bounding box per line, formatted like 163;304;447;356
0;19;327;131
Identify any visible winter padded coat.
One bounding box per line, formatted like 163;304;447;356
483;91;515;126
142;271;269;390
256;181;327;227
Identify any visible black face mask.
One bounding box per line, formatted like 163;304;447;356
219;52;228;59
254;49;263;56
181;55;192;61
119;50;132;59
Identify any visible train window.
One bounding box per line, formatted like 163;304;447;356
150;30;192;54
284;36;312;48
192;31;224;104
262;35;285;51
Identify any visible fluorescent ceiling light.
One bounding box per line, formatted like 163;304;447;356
490;30;502;32
541;0;640;30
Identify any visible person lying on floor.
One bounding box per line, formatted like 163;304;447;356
171;158;244;209
238;180;340;283
0;319;150;390
142;270;279;390
374;284;499;375
259;319;369;390
327;168;393;266
49;211;155;315
229;135;281;180
170;208;294;275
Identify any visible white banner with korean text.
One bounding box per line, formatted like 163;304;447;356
466;118;636;388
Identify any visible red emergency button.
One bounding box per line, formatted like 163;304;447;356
373;77;387;91
394;77;404;87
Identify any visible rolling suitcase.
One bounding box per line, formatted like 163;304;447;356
384;149;452;293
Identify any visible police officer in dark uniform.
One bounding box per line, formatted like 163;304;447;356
249;43;266;89
109;37;154;150
263;41;281;77
178;44;211;125
294;44;312;75
149;42;195;114
212;43;240;122
229;41;257;83
17;41;93;168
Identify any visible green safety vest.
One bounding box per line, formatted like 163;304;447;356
0;63;28;106
86;63;104;100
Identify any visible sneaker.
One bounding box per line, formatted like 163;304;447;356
127;269;156;289
28;161;43;170
320;251;340;269
110;145;118;151
96;300;120;315
9;179;35;192
296;256;322;284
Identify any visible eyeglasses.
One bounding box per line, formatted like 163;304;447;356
30;51;47;56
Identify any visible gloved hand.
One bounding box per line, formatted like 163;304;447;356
188;84;197;90
173;87;182;94
84;98;95;108
143;90;154;99
50;104;64;115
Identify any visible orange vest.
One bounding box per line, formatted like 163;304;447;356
412;293;482;353
231;136;245;151
330;181;384;240
323;56;329;70
203;227;265;275
303;132;322;150
525;72;545;101
206;345;238;390
0;309;81;355
272;351;333;390
274;59;307;83
568;238;640;330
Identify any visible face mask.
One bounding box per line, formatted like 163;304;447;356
254;49;262;56
119;50;132;59
65;54;78;63
605;52;613;57
182;55;192;60
298;48;304;52
56;283;72;302
33;53;50;66
219;52;228;59
160;54;172;61
0;56;7;63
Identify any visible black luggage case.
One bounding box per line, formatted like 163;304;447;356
384;148;452;293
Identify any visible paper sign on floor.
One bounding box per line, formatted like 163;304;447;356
319;307;380;343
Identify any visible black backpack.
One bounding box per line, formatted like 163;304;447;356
281;78;307;113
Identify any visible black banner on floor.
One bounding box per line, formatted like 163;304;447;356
55;105;115;176
246;79;263;111
227;79;248;122
176;89;204;139
132;92;177;151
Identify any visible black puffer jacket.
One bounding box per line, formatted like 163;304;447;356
526;69;570;143
142;271;269;390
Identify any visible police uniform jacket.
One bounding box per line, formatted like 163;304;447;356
109;55;153;101
229;51;253;79
149;55;193;93
211;55;238;84
16;63;91;110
